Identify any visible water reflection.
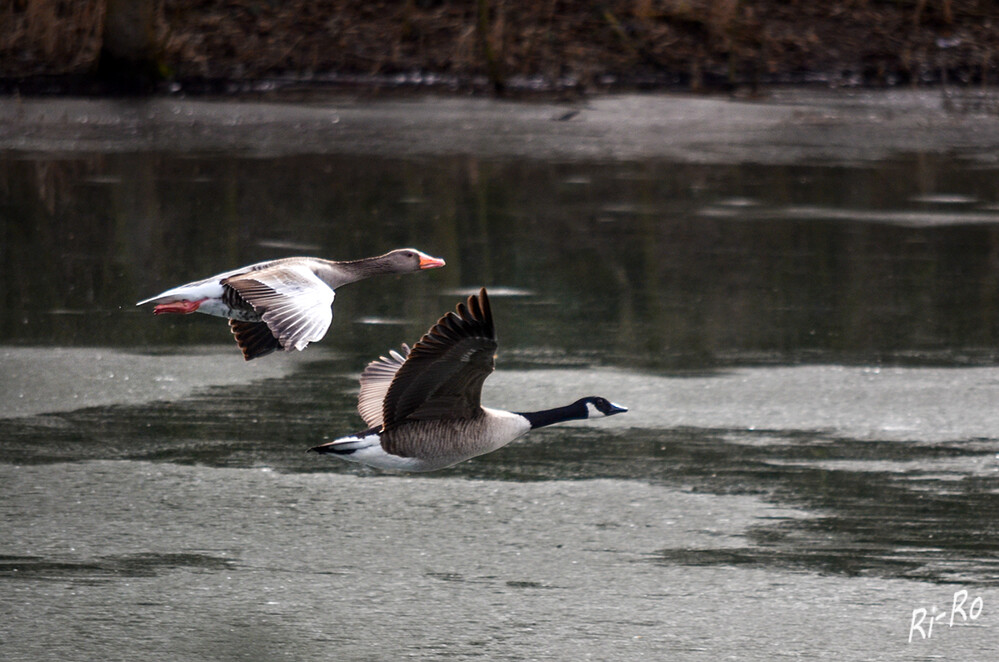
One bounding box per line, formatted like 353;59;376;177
5;152;999;367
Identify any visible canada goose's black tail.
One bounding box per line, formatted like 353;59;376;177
309;427;381;455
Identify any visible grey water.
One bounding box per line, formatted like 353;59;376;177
3;93;999;660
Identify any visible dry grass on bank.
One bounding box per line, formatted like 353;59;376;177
2;1;999;88
2;0;105;75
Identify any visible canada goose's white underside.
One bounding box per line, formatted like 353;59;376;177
320;408;532;472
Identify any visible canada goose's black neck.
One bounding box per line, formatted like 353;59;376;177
515;401;588;430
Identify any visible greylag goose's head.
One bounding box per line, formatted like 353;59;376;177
381;248;446;272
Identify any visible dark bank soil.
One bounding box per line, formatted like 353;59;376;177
3;1;999;94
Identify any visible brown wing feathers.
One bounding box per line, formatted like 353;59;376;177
221;281;283;360
380;288;497;430
229;319;282;360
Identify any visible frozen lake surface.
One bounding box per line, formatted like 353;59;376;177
3;90;999;660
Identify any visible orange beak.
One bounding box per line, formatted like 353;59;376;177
419;254;446;270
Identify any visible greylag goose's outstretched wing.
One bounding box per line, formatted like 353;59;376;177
380;289;497;430
222;263;335;352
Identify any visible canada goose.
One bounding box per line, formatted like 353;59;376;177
309;288;627;471
136;248;446;360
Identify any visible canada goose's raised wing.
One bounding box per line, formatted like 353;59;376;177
357;344;411;428
381;289;497;429
223;263;335;351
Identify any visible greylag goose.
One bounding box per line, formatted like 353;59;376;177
137;248;445;360
309;288;627;471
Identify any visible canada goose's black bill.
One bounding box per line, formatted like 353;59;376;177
595;399;628;416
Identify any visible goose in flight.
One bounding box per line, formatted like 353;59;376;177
137;248;445;360
310;288;627;471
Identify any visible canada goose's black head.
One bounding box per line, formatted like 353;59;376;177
516;396;628;429
381;248;446;273
578;397;628;418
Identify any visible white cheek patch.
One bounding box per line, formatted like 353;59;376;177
586;402;605;418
